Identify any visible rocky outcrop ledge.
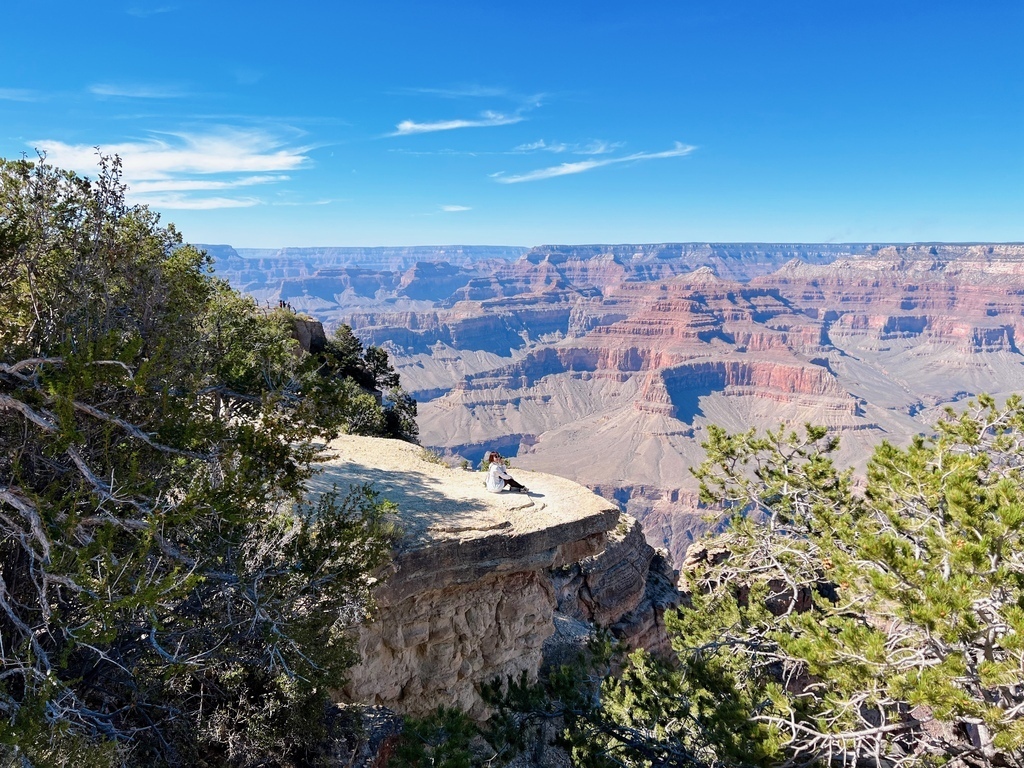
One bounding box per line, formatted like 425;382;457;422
313;435;683;718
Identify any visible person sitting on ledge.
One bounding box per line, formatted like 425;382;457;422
485;451;528;493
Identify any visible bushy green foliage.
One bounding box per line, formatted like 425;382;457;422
391;708;479;768
476;400;1024;767
697;401;1024;764
563;398;1024;767
494;633;776;768
316;324;418;442
0;156;399;766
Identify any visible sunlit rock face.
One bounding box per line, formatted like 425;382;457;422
216;244;1024;565
756;245;1024;354
316;435;682;718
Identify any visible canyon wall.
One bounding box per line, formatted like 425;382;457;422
206;242;864;322
216;243;1024;565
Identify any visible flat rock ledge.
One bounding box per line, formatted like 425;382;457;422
314;435;682;718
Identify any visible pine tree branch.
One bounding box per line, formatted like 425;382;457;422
0;486;52;561
0;393;58;431
0;573;51;672
71;400;210;459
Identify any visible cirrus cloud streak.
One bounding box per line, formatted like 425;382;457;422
513;139;624;155
89;83;186;99
391;110;523;136
130;175;290;193
495;142;695;184
131;194;260;210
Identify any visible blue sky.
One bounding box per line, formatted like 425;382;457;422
2;1;1021;246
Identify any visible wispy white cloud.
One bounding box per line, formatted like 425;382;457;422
272;199;338;207
576;140;624;155
406;85;510;99
440;205;471;212
391;110;524;136
512;139;623;155
514;139;565;153
32;128;311;210
0;87;43;102
130;194;260;210
89;83;186;99
126;4;178;17
388;148;486;157
35;129;311;180
130;175;290;193
495;142;696;184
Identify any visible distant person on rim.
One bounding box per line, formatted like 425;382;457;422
485;451;528;493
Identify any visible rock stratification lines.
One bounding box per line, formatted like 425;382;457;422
315;435;681;717
216;243;1024;563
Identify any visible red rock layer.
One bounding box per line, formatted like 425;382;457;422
756;247;1024;352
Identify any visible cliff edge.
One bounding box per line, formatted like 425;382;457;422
312;435;682;718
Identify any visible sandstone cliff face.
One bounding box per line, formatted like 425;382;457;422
314;435;682;718
550;516;682;657
757;247;1024;352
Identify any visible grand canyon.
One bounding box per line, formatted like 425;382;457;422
210;243;1024;563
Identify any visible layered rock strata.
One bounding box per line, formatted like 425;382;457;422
314;435;682;718
208;242;858;322
217;244;1024;569
373;248;1024;563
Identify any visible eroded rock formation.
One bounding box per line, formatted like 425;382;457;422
315;435;683;718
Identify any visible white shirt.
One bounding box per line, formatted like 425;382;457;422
486;461;512;492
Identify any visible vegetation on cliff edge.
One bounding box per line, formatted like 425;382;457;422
0;156;404;766
545;396;1024;767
